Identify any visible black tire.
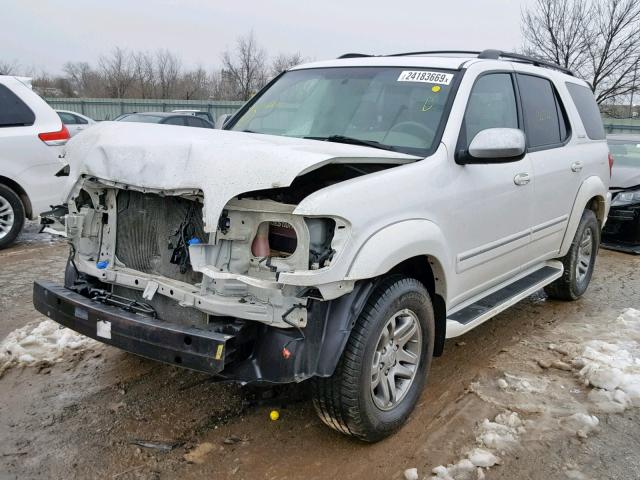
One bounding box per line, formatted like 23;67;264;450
544;209;600;301
0;184;25;250
311;275;435;442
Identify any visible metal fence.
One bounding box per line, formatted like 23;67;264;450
44;97;245;121
603;118;640;134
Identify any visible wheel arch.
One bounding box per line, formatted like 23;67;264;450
559;176;607;256
0;175;32;219
345;220;450;357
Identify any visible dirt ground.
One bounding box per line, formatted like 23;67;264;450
1;223;639;480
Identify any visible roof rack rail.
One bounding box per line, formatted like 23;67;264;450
337;53;373;59
337;49;575;76
477;49;574;76
385;50;482;57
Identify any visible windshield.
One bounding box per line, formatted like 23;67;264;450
229;67;457;156
609;140;640;167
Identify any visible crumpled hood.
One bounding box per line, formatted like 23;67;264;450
64;122;418;231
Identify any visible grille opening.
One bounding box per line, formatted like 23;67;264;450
115;190;207;284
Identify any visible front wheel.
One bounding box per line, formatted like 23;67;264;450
545;209;600;300
312;276;434;442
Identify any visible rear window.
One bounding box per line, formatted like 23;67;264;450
0;84;35;127
517;74;570;149
566;83;605;140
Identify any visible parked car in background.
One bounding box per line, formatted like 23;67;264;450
172;109;214;123
0;75;69;248
115;112;214;128
35;50;610;441
56;110;96;137
603;133;640;253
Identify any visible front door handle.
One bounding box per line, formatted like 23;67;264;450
571;161;583;172
514;172;531;186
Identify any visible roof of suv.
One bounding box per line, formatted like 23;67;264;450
291;49;578;81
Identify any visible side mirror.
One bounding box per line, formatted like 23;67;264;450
215;113;232;129
463;128;526;164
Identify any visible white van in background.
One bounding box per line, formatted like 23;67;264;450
0;75;70;248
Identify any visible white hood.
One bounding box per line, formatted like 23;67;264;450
64;122;418;231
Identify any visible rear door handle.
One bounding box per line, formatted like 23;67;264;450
514;172;531;186
571;161;583;172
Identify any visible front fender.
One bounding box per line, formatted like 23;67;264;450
560;175;608;256
346;219;450;298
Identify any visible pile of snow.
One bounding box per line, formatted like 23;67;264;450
576;308;640;413
429;411;524;480
476;411;525;451
0;319;97;375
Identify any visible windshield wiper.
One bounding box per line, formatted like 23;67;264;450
304;135;396;152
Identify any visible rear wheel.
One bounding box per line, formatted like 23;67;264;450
0;184;25;249
311;276;434;442
545;209;599;300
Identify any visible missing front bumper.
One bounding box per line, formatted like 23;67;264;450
33;280;231;374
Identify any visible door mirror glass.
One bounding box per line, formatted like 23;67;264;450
468;128;526;161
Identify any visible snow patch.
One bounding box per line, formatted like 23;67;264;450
429;411;524;479
575;309;640;413
0;320;98;374
476;411;525;451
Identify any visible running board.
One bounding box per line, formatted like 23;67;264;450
445;263;563;338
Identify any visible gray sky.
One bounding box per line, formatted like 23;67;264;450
3;0;534;74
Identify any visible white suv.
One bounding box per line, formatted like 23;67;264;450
0;75;69;248
35;50;611;441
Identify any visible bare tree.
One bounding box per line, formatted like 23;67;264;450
270;52;305;77
98;47;135;98
132;52;156;99
222;31;268;100
0;60;19;75
179;66;209;100
522;0;640;104
63;61;104;96
588;0;640;104
155;49;181;99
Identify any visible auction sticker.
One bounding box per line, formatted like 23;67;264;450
397;71;453;85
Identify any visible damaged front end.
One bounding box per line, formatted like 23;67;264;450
602;186;640;254
32;122;420;382
35;175;362;382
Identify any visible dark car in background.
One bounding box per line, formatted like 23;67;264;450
603;134;640;253
114;112;214;128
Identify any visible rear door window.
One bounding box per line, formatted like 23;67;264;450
517;74;570;149
73;114;88;125
566;83;605;140
58;112;77;124
0;84;36;127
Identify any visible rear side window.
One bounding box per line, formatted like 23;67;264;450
185;116;206;128
517;74;569;149
0;84;35;127
164;116;186;126
566;83;605;140
74;114;88;125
